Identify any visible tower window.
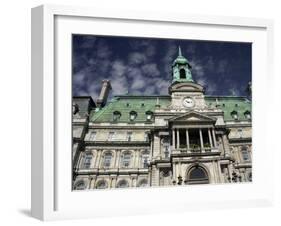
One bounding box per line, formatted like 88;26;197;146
179;68;186;79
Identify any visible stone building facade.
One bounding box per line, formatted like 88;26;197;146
72;48;252;190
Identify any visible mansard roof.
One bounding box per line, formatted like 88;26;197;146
90;95;171;123
89;95;251;123
205;96;251;121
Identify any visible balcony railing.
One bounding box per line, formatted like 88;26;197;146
173;144;219;155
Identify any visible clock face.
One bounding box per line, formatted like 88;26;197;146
182;97;194;108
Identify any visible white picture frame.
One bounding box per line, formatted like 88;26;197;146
31;4;274;221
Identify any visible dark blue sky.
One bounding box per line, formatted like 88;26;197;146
72;35;251;99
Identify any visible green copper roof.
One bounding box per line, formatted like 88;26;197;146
172;46;194;83
173;46;189;66
90;95;171;123
205;96;251;121
90;95;251;123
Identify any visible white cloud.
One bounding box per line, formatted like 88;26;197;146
189;59;205;77
141;63;160;77
131;74;146;90
110;75;128;95
111;60;126;77
128;52;147;65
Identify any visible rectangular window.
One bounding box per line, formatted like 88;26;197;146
241;149;250;161
123;154;131;167
127;132;133;141
83;154;92;169
89;131;96;141
143;157;149;168
104;154;112;167
108;132;115;141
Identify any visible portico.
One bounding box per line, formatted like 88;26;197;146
172;127;217;151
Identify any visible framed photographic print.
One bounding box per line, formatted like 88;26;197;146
31;4;274;221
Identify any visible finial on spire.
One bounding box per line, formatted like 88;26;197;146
178;46;182;56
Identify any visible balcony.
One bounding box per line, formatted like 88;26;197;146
172;143;220;156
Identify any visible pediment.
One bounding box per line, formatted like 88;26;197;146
168;111;216;123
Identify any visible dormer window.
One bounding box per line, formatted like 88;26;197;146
146;111;153;121
129;111;137;121
244;111;251;120
113;111;121;121
231;111;238;120
72;103;79;115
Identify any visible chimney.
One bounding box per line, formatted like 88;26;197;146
96;80;112;108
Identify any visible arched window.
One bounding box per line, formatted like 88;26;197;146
179;68;186;79
129;111;137;121
187;166;209;184
117;179;129;188
103;152;112;167
83;152;92;169
96;180;108;189
138;179;148;187
74;180;86;190
113;111;121;121
122;152;131;167
146;111;153;121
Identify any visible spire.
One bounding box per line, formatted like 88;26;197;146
172;46;194;83
178;46;182;56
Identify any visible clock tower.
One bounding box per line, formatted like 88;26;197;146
169;46;207;110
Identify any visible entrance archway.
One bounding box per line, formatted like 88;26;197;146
186;165;209;184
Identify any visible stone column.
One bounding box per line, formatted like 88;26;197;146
173;162;177;181
110;176;117;188
208;129;213;148
114;150;121;168
186;129;190;150
199;129;204;151
151;165;160;186
212;128;217;147
134;150;139;168
172;129;176;149
177;129;180;149
95;150;102;168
